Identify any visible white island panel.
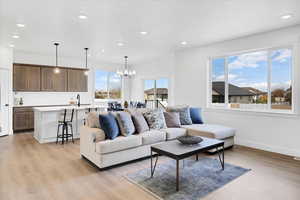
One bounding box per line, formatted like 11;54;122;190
33;105;107;143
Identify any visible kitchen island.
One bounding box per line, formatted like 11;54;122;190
33;105;107;143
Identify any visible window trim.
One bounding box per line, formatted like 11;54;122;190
208;45;295;114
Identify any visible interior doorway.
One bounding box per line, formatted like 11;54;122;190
0;69;10;136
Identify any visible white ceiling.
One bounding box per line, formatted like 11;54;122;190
0;0;299;64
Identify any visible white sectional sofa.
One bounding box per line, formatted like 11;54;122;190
80;112;236;169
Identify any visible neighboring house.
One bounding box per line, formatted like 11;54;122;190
144;88;168;102
212;82;256;104
242;87;267;103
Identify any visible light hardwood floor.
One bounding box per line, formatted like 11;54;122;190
1;132;300;200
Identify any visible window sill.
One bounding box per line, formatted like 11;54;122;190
205;106;298;118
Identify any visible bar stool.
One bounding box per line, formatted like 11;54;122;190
56;108;74;144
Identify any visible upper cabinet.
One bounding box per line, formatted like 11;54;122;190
41;67;67;92
13;63;88;92
13;64;41;91
67;69;88;92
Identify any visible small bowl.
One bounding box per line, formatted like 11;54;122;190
177;136;203;145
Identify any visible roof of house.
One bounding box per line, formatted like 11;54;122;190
145;88;168;95
242;87;267;95
212;81;254;96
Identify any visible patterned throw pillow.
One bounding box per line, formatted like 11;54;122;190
166;106;193;125
143;109;167;130
163;112;181;128
132;112;150;133
116;112;136;136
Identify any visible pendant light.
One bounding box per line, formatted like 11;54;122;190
54;43;60;74
116;56;136;77
84;47;89;76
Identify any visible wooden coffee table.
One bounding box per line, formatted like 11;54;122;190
150;137;225;191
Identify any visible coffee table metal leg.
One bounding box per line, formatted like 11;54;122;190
176;160;179;191
196;154;199;161
216;145;225;170
151;150;158;177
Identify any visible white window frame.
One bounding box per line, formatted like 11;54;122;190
94;70;123;102
208;45;295;114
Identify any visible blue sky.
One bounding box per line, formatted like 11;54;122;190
95;70;121;90
144;78;169;90
212;49;292;92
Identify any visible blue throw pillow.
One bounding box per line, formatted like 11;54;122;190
99;113;120;139
189;107;204;124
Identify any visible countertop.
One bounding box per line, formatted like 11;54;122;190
13;104;92;108
33;105;107;112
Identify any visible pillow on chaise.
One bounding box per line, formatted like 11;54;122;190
190;107;204;124
132;112;150;133
163;112;181;128
99;113;120;140
116;111;135;136
143;109;167;130
166;106;192;125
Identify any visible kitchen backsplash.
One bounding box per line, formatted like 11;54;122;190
14;92;92;106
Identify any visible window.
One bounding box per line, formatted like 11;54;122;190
210;47;293;112
95;70;122;100
144;78;169;108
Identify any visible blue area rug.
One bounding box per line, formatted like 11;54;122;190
126;157;250;200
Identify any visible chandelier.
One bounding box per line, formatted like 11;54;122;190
117;56;136;77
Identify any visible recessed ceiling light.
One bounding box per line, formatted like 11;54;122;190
88;54;91;57
101;49;105;53
16;23;25;28
78;15;88;19
9;44;15;48
12;35;20;39
117;42;124;46
140;31;148;35
181;41;187;45
280;14;293;20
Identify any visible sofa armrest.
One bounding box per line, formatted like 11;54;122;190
80;126;106;143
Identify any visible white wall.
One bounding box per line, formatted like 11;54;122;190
13;50;122;106
0;46;13;135
131;53;176;106
174;25;300;157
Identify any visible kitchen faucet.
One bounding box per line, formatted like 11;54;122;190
76;94;80;107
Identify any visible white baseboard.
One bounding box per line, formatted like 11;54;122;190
235;138;300;158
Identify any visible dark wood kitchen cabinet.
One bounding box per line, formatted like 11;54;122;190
13;63;88;92
13;64;41;91
67;69;88;92
13;107;34;131
41;67;67;91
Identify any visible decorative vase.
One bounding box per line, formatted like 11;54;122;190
124;101;129;108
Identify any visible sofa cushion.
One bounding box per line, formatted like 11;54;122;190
182;124;236;139
143;109;167;130
86;112;101;128
163;112;181;128
166;106;193;125
189;107;204;124
163;128;187;140
139;130;166;145
96;135;142;154
99;113;120;140
132;112;150;133
116;111;135;136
